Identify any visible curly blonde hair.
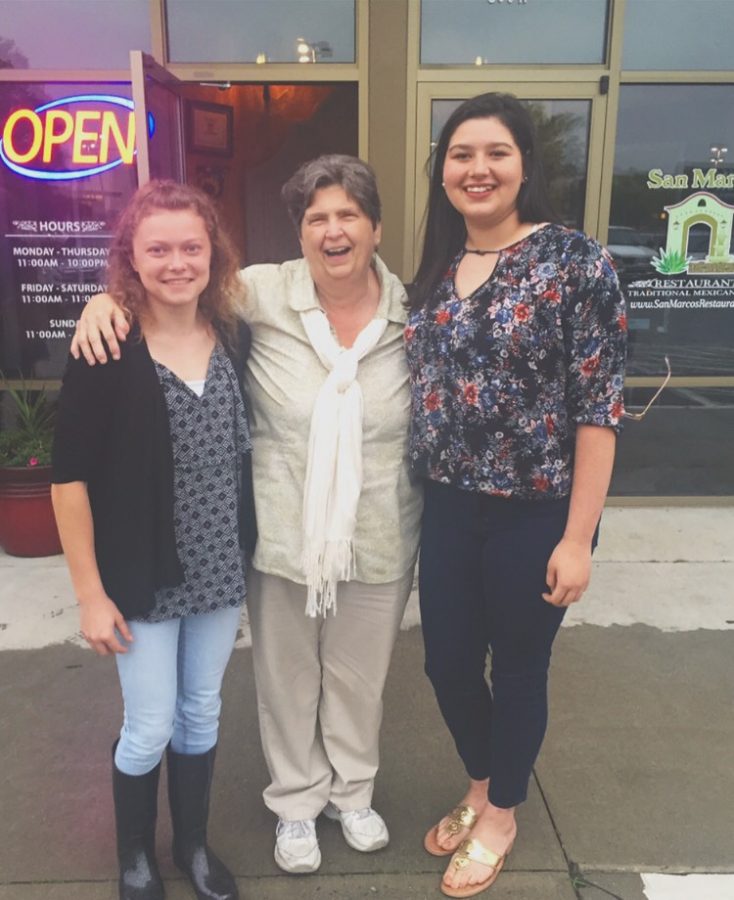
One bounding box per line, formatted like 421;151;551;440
107;180;243;342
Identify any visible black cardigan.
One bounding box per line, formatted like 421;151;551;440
52;323;254;618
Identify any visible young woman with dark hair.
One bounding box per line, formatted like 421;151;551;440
411;92;558;311
405;93;627;898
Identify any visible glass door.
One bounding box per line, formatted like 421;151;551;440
129;50;186;185
412;81;607;274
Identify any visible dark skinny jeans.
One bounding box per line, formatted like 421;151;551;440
419;479;593;809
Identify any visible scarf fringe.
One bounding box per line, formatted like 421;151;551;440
303;539;356;617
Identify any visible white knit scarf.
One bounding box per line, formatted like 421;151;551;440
299;307;387;617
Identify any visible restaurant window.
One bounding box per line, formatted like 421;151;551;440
622;0;734;71
609;84;734;378
0;1;151;69
166;0;356;64
420;0;608;66
609;84;734;497
612;388;734;497
0;82;139;379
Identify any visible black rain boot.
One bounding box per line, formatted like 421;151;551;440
112;743;165;900
167;746;238;900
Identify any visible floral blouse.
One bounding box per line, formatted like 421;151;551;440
404;224;627;500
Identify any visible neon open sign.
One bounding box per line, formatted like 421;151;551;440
0;94;154;181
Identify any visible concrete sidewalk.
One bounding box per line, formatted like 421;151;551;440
1;508;733;900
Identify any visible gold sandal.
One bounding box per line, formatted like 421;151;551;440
440;836;512;898
424;805;478;857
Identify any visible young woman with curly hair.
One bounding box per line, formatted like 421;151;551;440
52;181;252;900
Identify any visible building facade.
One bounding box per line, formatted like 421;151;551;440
1;0;732;500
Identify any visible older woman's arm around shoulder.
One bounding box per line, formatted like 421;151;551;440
542;425;615;607
71;266;255;365
70;292;130;365
51;482;133;655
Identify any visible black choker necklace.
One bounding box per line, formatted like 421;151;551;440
464;225;541;257
464;246;502;256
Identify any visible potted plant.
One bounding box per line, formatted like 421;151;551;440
0;379;62;557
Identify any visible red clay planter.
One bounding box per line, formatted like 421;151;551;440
0;465;62;557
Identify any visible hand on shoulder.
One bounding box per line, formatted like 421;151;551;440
71;293;129;365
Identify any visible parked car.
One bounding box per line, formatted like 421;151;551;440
606;226;657;280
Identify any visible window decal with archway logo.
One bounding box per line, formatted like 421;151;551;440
651;191;734;276
622;169;734;325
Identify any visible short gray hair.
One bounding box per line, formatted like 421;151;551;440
281;154;381;230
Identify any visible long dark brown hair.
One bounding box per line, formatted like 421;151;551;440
409;92;559;310
107;180;243;341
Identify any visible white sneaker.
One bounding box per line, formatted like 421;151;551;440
323;803;390;852
274;818;321;873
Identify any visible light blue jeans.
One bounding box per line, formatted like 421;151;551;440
114;605;241;776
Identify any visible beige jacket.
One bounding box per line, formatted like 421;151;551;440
237;256;422;585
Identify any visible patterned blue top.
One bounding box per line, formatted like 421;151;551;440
404;224;627;500
135;344;251;622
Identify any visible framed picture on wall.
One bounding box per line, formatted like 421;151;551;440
186;101;233;156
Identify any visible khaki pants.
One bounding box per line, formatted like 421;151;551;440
247;567;413;820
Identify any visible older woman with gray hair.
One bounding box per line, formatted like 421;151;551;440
71;155;423;875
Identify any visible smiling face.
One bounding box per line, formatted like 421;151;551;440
131;208;212;314
299;184;382;287
442;116;525;231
